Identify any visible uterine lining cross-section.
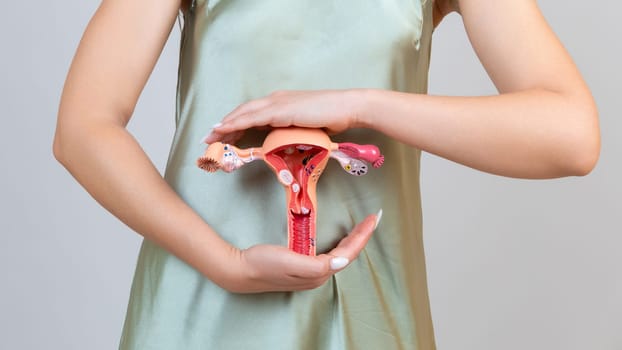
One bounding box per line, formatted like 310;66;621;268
197;127;384;256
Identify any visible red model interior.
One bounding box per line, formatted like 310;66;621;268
265;144;329;255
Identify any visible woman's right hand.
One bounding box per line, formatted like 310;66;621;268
53;0;381;295
219;212;381;293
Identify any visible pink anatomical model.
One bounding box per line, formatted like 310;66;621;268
197;127;384;256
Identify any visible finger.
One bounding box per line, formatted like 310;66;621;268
320;209;383;270
201;127;245;145
200;129;225;144
221;97;272;124
215;109;287;135
280;249;331;279
241;245;322;286
200;97;274;144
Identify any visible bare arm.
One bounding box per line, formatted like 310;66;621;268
54;0;378;292
206;0;600;179
360;0;600;178
53;0;241;286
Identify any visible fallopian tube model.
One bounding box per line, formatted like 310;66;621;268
197;127;384;256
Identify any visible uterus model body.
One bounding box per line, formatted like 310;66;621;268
197;127;384;256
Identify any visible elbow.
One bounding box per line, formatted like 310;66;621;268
53;113;76;167
53;112;80;167
569;141;600;177
53;132;65;164
563;100;601;177
52;123;68;166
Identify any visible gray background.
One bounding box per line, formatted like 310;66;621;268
1;1;620;349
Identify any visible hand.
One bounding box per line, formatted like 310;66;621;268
201;89;368;145
221;210;382;293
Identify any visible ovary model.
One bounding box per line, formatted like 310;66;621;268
197;127;384;256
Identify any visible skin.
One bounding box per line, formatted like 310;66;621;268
205;0;600;179
53;0;600;293
53;0;377;293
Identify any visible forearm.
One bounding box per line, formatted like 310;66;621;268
52;0;370;294
53;120;239;287
359;88;599;178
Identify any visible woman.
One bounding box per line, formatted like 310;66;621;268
53;0;600;348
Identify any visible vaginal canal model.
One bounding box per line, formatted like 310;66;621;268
197;127;385;256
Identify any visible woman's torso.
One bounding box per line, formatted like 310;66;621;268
120;1;436;349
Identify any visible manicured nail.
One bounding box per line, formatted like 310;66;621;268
198;123;225;144
330;257;349;270
199;133;210;145
374;208;383;230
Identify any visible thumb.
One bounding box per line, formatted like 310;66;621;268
320;209;383;271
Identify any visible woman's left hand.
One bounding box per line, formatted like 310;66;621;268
201;89;367;144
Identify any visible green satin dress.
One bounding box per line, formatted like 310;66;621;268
120;0;436;349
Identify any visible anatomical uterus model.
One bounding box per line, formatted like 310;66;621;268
197;127;384;256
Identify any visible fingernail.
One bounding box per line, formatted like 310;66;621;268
199;123;224;144
330;256;349;270
374;208;383;230
199;133;210;145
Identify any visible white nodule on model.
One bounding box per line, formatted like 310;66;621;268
278;169;293;185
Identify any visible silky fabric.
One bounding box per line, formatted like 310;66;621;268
120;0;436;349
